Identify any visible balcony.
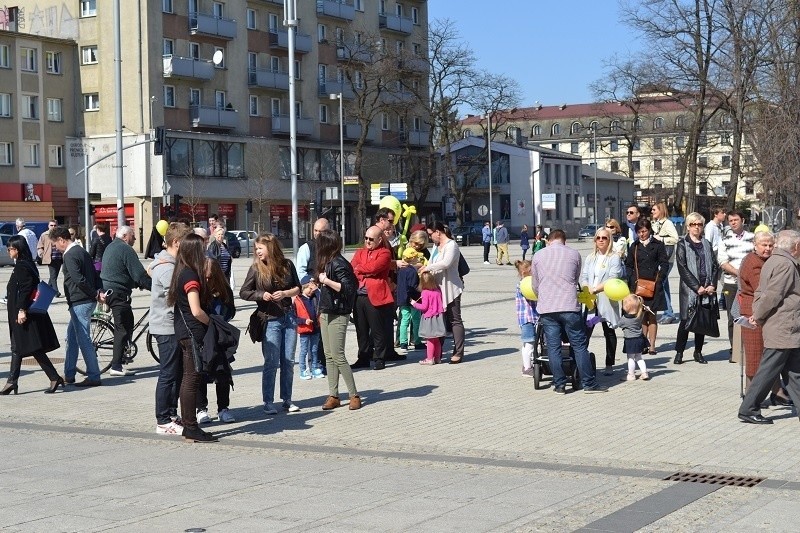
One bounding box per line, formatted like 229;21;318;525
318;79;354;99
379;13;413;34
381;90;417;105
163;55;215;80
400;57;427;73
249;69;290;91
191;105;238;130
316;0;355;21
344;123;376;142
189;12;237;40
336;44;373;63
271;115;313;136
269;29;312;54
402;130;430;147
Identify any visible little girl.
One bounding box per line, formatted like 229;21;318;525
514;260;539;377
412;271;446;365
618;294;650;381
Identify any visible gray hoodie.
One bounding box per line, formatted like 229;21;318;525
149;249;177;335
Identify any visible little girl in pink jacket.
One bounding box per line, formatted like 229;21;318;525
412;271;446;365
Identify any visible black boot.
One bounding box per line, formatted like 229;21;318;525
693;351;707;364
673;352;684;365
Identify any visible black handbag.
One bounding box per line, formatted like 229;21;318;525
247;309;268;343
685;294;720;337
179;309;206;373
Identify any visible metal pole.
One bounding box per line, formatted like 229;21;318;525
338;94;345;242
487;111;493;228
83;150;90;241
285;0;299;257
593;127;598;224
113;0;125;230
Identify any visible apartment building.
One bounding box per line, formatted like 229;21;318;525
0;22;80;222
462;93;756;221
15;0;430;243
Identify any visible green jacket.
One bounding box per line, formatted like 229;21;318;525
99;238;152;296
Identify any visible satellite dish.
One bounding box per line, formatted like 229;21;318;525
212;50;224;66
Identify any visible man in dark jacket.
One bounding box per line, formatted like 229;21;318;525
52;226;103;387
100;226;152;376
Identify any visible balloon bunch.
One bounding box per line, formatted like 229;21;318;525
379;195;418;258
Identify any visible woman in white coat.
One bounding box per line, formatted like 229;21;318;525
580;227;623;375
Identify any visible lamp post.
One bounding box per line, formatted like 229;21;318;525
592;125;598;224
487;111;493;228
329;92;345;242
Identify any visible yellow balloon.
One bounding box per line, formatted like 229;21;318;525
520;276;537;301
578;285;597;310
379;195;402;219
604;278;630;302
156;219;169;236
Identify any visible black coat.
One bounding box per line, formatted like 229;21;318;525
675;236;720;319
319;254;357;316
6;259;60;357
626;239;670;311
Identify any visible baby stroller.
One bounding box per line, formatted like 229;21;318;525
532;308;597;391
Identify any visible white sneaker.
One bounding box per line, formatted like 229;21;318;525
196;409;212;424
109;368;136;376
283;403;301;413
263;403;278;415
156;421;184;435
218;408;236;423
483;261;490;264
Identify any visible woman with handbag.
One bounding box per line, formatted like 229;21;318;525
315;229;361;410
2;235;63;395
240;233;301;415
651;202;680;325
580;227;622;375
167;233;218;442
625;219;670;355
674;212;720;365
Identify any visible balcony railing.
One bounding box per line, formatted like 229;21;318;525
189;12;237;40
336;44;373;62
400;57;427;72
344;123;376;142
248;69;290;91
316;0;355;21
269;29;312;53
271;114;313;136
163;55;215;80
318;79;354;99
191;105;238;129
402;130;430;147
379;13;413;34
381;90;417;105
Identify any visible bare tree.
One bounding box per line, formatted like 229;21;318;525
241;147;279;233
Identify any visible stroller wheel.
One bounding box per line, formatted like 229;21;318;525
533;363;543;390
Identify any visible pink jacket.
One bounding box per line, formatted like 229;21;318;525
412;288;444;318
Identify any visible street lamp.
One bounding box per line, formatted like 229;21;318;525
592;125;598;224
486;111;493;227
329;93;346;242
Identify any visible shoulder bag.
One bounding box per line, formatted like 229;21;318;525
179;308;206;373
634;245;658;299
685;294;720;337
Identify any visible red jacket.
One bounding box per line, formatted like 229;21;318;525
350;246;394;307
293;294;318;335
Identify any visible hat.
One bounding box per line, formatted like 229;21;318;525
410;223;426;233
300;275;314;285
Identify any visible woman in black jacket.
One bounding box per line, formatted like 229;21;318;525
625;219;670;355
315;229;360;411
2;236;63;395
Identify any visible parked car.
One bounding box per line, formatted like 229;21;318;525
578;224;602;238
0;221;52;238
224;232;242;258
0;234;15;267
451;226;484;247
229;230;257;255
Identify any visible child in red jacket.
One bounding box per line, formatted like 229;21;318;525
294;276;322;379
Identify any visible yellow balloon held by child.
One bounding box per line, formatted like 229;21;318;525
156;219;169;236
604;278;630;302
520;276;537;301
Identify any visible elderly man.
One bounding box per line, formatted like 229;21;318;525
37;220;62;298
737;230;800;424
100;226;152;376
15;218;38;258
350;225;394;370
718;211;754;351
532;229;606;394
296;218;329;280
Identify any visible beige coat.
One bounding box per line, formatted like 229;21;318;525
752;247;800;349
36;232;55;264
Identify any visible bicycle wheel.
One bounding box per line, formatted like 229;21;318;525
77;316;115;375
146;332;160;363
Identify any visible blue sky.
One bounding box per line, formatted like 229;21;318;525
428;1;642;113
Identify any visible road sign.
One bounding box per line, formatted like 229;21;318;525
477;205;488;216
325;187;339;200
370;183;407;204
542;193;556;210
343;175;359;185
163;178;171;195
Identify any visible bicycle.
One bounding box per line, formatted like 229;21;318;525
77;307;159;375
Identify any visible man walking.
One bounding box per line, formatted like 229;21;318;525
737;230;800;424
100;226;152;376
37;220;63;298
15;218;38;258
496;221;511;265
52;226;103;387
482;221;492;264
718;211;754;350
532;229;606;393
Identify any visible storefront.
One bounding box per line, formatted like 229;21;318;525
270;205;310;241
94;204;135;235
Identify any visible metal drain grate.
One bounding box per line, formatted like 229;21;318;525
665;472;765;488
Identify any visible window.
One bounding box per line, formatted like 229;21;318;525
83;93;100;111
570;121;582;135
398;117;405;133
554;165;561;185
47;98;62;121
48;145;64;168
379;0;385;14
675;115;685;128
610;120;620;132
721;155;731;168
319;104;328;123
745;181;754;195
354;71;363;89
295;59;301;79
632;139;641;151
570;142;579;154
676;135;685;148
163;39;174;56
24;143;39;167
81;45;98;64
317;23;327;43
23;95;38;119
396;40;403;54
45;51;61;74
610;140;618;152
294;101;302;118
653;137;663;150
412;6;419;24
698;156;708;168
21;47;37;71
246;8;256;29
212;2;224;18
720;132;731;145
551;143;558;151
189;43;200;60
699;181;708;195
698;133;707;146
632;160;641;172
249;95;258;116
413;116;422;131
335;27;344;45
0;44;9;68
163;86;175;107
270;56;280;72
654;158;663;171
0;142;11;165
162;0;173;13
81;0;96;17
396;3;403;17
381;112;389;130
531;124;541;137
214;47;225;68
248;52;257;74
550;123;560;136
189;88;200;107
215;90;226;109
589;139;596;152
318;64;327;84
189;0;197;14
654;117;664;130
355;0;364;11
269;13;278;31
610;160;619;172
0;93;10;117
634;118;642;131
271;98;281;117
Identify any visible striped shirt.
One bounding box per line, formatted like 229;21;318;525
531;241;581;314
717;229;754;285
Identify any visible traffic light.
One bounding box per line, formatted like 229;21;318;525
153;126;166;155
246;199;253;214
173;194;182;215
89;204;96;216
317;188;325;215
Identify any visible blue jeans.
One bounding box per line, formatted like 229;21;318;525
154;333;182;424
661;262;675;317
540;312;597;389
298;330;321;373
64;301;102;381
262;312;297;405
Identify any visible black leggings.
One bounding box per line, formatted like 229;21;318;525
590;321;618;367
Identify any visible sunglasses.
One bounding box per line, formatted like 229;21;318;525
688;222;703;227
595;236;609;241
626;211;637;215
606;226;615;229
364;236;376;242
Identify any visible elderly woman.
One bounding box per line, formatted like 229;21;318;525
580;227;622;375
651;202;680;325
625;219;670;354
674;212;719;364
738;231;791;404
